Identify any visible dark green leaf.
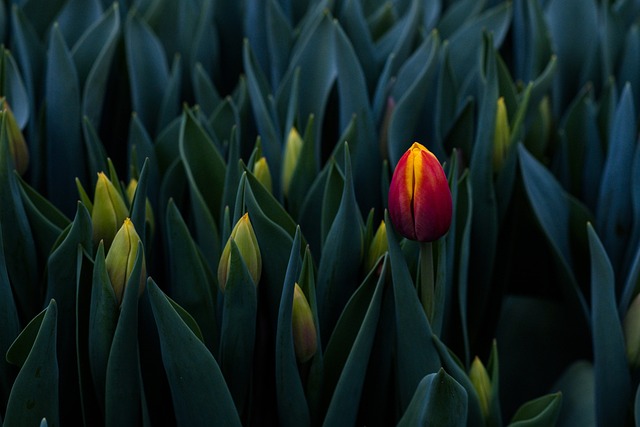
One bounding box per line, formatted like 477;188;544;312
71;3;120;128
219;240;258;420
317;146;363;344
587;224;631;427
322;256;387;427
148;279;242;427
508;393;563;427
517;144;589;323
275;228;309;426
125;13;169;134
4;300;59;427
385;210;440;412
0;225;19;413
104;248;145;426
165;200;218;351
397;369;468;427
45;24;83;216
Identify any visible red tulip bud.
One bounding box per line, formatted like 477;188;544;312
388;142;452;242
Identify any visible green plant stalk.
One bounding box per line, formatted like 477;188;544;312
419;241;434;322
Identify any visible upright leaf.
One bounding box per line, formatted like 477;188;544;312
4;300;59;427
148;280;242;427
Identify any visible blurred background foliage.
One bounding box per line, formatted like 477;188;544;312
0;0;639;426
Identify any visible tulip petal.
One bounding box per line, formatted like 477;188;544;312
389;148;417;240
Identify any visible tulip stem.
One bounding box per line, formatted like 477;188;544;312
419;241;434;322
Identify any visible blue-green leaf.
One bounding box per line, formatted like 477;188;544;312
597;83;636;275
518;144;589;323
104;248;145;426
148;279;242;427
386;210;440;412
45;24;83;216
72;3;120;128
397;369;468;427
4;300;59;427
587;224;632;427
0;225;19;412
322;255;387;427
275;228;309;426
508;393;563;427
165;200;218;351
317;146;363;344
125;13;169;135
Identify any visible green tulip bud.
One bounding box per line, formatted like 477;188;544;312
493;97;511;172
126;178;155;233
469;356;492;418
105;218;146;305
218;213;262;292
624;293;640;369
1;98;29;176
252;157;273;194
92;172;129;250
365;220;388;273
282;127;303;197
292;283;317;364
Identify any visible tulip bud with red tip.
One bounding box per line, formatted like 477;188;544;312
388;142;452;242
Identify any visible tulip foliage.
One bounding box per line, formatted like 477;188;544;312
0;0;639;426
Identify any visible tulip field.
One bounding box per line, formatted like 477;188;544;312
0;0;639;426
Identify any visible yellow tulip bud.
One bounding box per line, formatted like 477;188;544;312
292;283;317;363
469;356;492;418
493;97;511;172
92;172;129;249
282;127;303;197
105;218;146;305
252;157;273;194
1;98;29;176
365;220;388;273
126;178;155;233
218;213;262;292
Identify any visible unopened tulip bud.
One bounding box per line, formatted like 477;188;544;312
1;99;29;175
126;178;155;233
493;97;510;171
388;142;452;242
624;293;640;369
469;356;492;418
105;218;146;305
92;172;129;249
365;220;388;273
292;283;317;363
218;213;262;292
252;157;273;194
282;127;303;197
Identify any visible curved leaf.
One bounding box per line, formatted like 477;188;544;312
4;300;59;427
148;279;242;427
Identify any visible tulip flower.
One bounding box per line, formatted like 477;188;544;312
92;172;129;250
292;283;317;364
105;218;146;305
218;213;262;292
388;142;452;242
252;156;273;194
1;98;29;176
282;127;303;197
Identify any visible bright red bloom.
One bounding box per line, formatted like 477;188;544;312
388;142;452;242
